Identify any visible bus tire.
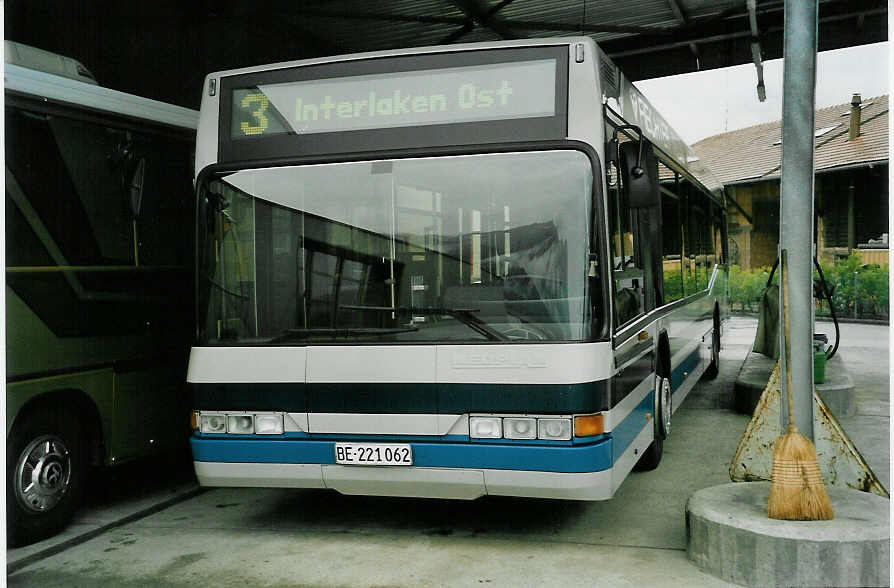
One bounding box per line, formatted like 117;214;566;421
655;373;672;440
702;312;721;380
635;437;663;472
635;363;671;472
7;408;87;547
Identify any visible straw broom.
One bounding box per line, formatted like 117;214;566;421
767;250;834;520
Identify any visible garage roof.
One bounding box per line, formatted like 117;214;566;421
4;0;887;109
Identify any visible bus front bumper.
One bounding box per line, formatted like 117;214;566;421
190;436;619;501
193;461;615;501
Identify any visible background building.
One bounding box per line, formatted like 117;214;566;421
692;94;889;269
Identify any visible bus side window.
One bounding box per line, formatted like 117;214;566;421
681;179;698;296
659;162;683;303
691;194;709;290
712;199;725;266
132;139;194;266
6;107;193;337
9;110;133;266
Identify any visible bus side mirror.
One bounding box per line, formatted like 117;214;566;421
619;140;659;209
128;157;146;218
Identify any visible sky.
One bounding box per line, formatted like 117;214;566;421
634;41;890;145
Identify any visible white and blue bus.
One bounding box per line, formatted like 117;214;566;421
188;37;727;500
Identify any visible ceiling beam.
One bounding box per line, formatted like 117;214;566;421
447;0;519;40
666;0;686;23
439;21;476;44
608;5;886;80
297;9;468;26
439;0;517;44
665;0;701;70
294;7;676;36
604;0;885;59
471;1;754;36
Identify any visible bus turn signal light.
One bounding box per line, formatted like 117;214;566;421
574;414;604;437
190;411;199;432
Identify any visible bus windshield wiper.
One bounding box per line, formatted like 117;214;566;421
340;304;505;341
270;326;418;343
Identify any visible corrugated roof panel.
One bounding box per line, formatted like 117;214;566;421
293;0;739;53
385;0;463;16
448;28;505;44
266;0;748;63
501;0;587;22
296;0;468;51
678;0;741;19
504;0;668;23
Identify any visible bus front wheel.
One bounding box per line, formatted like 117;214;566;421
7;408;86;547
635;373;671;471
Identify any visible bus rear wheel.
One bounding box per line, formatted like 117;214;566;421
7;408;86;547
702;312;721;380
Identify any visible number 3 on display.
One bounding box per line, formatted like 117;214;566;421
240;92;269;136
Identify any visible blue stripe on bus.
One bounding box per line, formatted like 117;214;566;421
197;432;469;443
611;391;653;463
309;433;468;443
191;435;613;474
670;348;701;393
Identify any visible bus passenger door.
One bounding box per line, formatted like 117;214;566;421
608;139;663;428
608;141;660;411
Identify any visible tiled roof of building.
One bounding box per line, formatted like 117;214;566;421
691;95;888;186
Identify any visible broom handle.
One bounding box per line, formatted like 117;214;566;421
781;249;797;433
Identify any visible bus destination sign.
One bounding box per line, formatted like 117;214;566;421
230;59;556;139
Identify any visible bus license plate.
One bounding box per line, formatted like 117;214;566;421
334;443;413;466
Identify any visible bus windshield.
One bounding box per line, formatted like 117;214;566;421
197;150;595;344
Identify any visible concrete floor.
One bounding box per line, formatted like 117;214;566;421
824;320;891;490
7;316;888;588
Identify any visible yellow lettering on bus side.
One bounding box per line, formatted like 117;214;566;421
240;92;269;136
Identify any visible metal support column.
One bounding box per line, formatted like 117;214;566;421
779;0;818;439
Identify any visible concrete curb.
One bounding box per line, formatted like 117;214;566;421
733;351;855;416
686;482;889;587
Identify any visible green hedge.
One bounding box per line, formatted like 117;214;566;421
817;253;889;319
729;264;775;313
663;269;709;303
726;253;889;320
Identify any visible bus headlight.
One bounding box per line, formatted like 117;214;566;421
503;417;537;439
469;417;502;438
200;414;227;434
227;414;254;434
254;413;284;435
196;411;288;435
537;418;572;441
